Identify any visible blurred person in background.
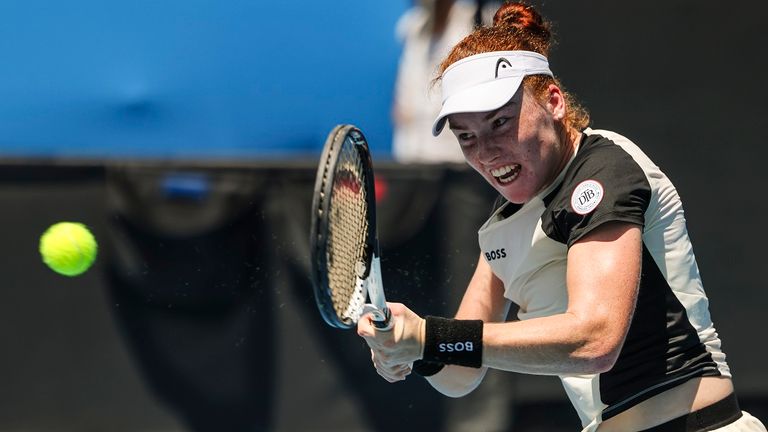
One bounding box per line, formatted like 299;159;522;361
392;0;499;163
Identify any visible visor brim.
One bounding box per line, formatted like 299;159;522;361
431;75;525;136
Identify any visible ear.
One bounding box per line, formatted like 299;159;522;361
546;84;566;121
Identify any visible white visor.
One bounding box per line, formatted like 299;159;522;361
432;50;553;136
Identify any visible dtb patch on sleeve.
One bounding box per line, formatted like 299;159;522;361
570;179;604;215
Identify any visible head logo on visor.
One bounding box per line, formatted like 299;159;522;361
495;58;512;78
432;51;553;136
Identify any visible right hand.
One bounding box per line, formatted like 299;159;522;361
357;302;425;382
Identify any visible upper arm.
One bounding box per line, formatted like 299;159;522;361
455;253;510;322
546;137;650;366
565;221;642;367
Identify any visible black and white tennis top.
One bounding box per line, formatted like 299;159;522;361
477;128;730;431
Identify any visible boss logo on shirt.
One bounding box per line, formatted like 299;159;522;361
484;248;507;261
571;179;604;215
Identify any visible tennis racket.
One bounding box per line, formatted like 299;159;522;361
310;124;391;331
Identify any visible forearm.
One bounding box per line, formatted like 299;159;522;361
423;310;620;393
421;313;614;397
483;312;619;375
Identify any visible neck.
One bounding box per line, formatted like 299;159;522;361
554;124;580;174
536;125;580;199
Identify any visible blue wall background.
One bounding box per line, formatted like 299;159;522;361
0;1;408;159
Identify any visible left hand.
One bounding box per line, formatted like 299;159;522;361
370;352;413;383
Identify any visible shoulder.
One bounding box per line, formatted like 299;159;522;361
572;129;644;168
560;129;655;195
541;129;654;246
574;128;659;172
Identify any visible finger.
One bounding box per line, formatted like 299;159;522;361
378;371;400;383
357;315;376;338
377;364;411;382
370;352;402;382
371;351;389;370
376;360;410;377
401;363;412;376
376;366;406;383
386;364;411;377
370;349;388;371
362;332;391;353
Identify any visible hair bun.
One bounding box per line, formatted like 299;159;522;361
493;2;547;34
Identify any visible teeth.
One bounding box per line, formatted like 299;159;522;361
498;171;518;183
490;164;520;183
491;165;513;177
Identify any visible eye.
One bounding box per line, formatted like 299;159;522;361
492;117;508;129
457;132;474;142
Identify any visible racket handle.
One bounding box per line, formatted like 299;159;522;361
362;304;393;331
373;308;392;331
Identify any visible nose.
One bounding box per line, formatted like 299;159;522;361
476;137;501;165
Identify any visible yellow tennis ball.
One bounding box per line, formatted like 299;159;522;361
39;222;98;277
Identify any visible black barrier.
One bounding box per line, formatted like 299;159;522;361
102;162;529;431
1;161;766;431
106;165;277;431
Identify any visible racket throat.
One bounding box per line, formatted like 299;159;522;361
366;255;387;312
345;254;391;329
365;255;393;330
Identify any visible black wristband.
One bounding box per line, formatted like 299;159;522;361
412;360;445;377
422;316;483;368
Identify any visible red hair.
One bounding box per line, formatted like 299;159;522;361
437;2;589;130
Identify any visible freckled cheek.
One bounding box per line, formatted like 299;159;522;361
466;158;486;177
457;146;474;162
460;146;478;163
493;129;516;145
462;152;489;178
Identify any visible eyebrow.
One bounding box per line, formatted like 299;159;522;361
448;101;516;131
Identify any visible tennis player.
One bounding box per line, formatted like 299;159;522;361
357;2;767;431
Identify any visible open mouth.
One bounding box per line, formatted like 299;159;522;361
490;164;521;184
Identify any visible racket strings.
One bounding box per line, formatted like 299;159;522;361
326;140;371;321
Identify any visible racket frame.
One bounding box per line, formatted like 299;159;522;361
310;125;391;330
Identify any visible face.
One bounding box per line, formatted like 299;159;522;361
448;85;570;204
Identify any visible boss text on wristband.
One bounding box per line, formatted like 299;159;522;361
422;316;483;368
